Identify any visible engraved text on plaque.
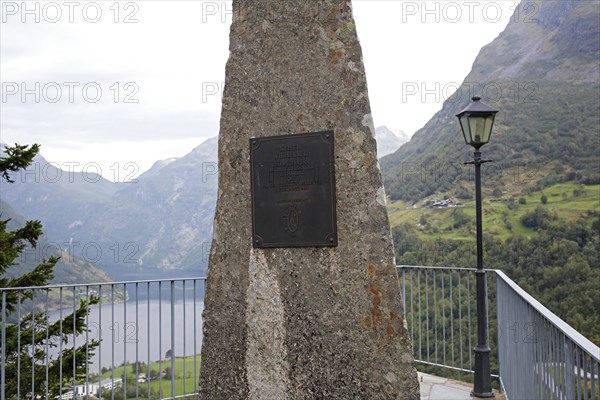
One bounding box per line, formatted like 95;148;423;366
250;131;337;248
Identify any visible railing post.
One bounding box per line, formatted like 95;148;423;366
0;277;209;400
563;335;575;399
401;267;406;314
171;280;176;399
4;271;600;399
2;291;6;400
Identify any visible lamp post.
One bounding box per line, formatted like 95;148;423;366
456;96;498;398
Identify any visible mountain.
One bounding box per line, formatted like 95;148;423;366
1;123;406;279
380;0;600;344
0;137;218;279
0;198;116;286
381;0;600;203
3;1;598;282
79;137;218;272
375;126;409;158
0;144;118;240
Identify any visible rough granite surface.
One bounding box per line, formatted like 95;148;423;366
200;1;420;399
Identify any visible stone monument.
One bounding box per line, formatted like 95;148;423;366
200;1;419;398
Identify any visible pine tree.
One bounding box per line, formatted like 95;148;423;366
0;143;99;398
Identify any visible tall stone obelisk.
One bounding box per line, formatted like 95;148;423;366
200;1;419;399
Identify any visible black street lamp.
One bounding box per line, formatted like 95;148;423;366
456;96;498;398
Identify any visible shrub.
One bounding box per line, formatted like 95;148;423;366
521;206;554;228
452;208;472;229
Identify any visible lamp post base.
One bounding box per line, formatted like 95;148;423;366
471;390;495;398
472;345;494;398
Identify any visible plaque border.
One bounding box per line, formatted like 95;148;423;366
250;130;337;248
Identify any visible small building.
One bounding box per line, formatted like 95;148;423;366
60;378;122;400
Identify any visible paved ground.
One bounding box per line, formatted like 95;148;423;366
419;372;473;400
418;372;506;400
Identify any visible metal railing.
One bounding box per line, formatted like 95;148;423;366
0;278;206;400
397;265;497;377
398;265;600;400
2;268;598;400
496;270;600;400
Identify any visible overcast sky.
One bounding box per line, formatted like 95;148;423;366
1;0;517;181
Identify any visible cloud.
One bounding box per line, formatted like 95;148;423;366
2;100;218;144
1;1;228;158
1;0;514;180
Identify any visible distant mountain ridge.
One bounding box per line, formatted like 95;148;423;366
3;2;598;281
0;198;116;285
1;124;406;279
375;126;409;158
381;0;600;203
0;138;218;279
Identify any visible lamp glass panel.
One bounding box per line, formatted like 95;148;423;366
459;116;470;144
482;115;495;142
467;115;491;144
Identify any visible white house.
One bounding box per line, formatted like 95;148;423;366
60;378;122;400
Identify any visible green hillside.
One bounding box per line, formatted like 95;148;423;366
92;356;200;399
388;183;599;241
381;1;600;203
390;206;600;345
382;0;600;345
382;80;599;204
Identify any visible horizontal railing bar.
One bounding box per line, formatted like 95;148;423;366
495;269;599;362
0;276;207;292
3;264;596;400
400;264;597;400
415;360;500;379
3;275;205;400
400;266;599;363
397;265;496;273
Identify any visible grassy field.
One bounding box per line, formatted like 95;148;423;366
387;182;599;241
97;355;201;399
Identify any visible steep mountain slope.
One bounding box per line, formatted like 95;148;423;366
3;126;401;278
0;199;116;285
0;137;218;278
0;145;118;240
76;137;218;271
381;0;600;344
381;0;600;203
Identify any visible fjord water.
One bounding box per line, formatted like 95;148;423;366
48;285;204;370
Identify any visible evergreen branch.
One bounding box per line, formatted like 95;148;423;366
0;143;40;183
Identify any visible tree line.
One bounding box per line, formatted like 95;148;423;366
393;209;600;345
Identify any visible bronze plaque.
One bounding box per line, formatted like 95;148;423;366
250;131;337;248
